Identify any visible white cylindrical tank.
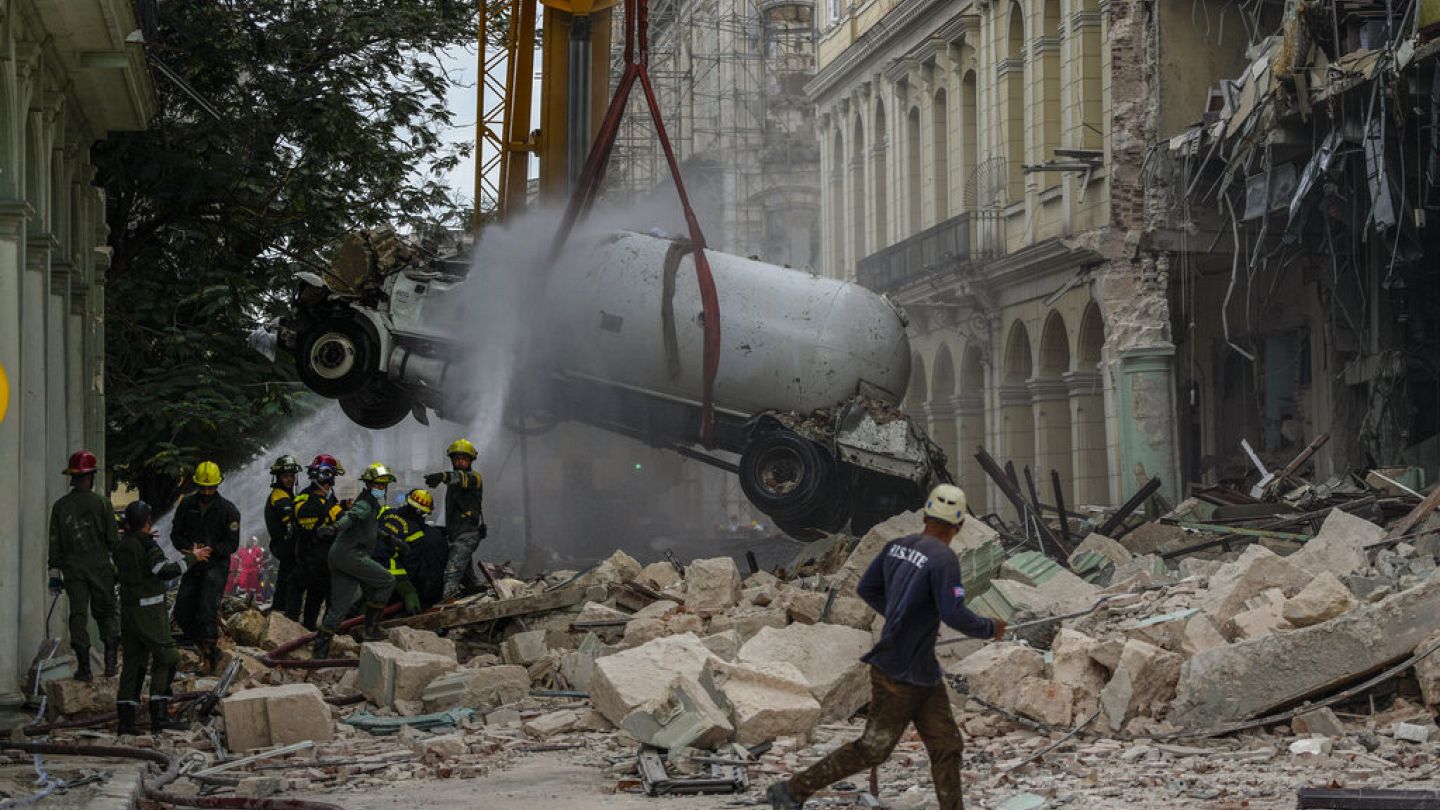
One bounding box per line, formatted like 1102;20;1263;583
544;230;912;415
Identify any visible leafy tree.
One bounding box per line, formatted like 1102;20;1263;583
94;0;476;506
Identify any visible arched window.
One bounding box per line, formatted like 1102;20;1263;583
960;71;978;212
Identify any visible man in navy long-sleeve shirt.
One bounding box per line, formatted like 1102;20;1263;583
768;485;1006;810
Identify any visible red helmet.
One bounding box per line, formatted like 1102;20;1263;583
307;454;345;476
64;449;98;476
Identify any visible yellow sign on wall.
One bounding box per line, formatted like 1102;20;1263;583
0;362;8;425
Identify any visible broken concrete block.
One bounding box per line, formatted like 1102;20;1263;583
1180;615;1228;657
621;674;733;750
582;549;644;588
1098;639;1181;731
1287;510;1384;579
700;659;822;744
1178;558;1223;580
1171;575;1440;727
589;634;715;727
1088;639;1125;673
739;623;873;722
419;665;530;713
501;630;550;666
973;573;1100;621
1050;629;1109;712
1228;588;1291;641
1414;631;1440;708
44;676;119;717
1293;708;1345;737
576;601;630;624
559;650;598;691
409;733;468;758
1000;551;1065;587
621;617;667;647
1197;545;1312;621
685;557;744;612
261;612;310;652
1282;572;1358;627
782;590;873;629
486;707;522;726
1122;523;1189;556
639;561;682;591
666;613;705;636
524;709;581;738
1125;608;1201;652
386;626;457;659
708;606;787;641
1107;554;1175;586
699;630;741;662
635;599;681;620
357;642;458;708
946;642;1045;710
221;684;333;752
1392;721;1437;743
226;609;269;648
1288;737;1333;756
834;510;924;594
1013;677;1073;726
1068;534;1133;569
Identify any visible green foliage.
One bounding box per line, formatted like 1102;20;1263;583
95;0;476;503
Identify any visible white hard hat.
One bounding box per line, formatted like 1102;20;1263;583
923;484;968;526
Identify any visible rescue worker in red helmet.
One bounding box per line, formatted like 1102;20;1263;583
47;449;121;681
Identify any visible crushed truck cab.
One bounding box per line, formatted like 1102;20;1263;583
279;227;950;538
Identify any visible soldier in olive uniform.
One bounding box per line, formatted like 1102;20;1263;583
113;500;210;735
170;461;241;674
424;439;487;599
313;463;396;657
287;455;343;629
264;455;302;614
376;489;433;616
48;449;121;681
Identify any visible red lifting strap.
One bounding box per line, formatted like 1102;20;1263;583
550;0;722;448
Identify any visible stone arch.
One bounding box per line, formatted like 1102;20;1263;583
1003;319;1033;384
1038;311;1071;376
851;113;866;263
958;344;988;512
1072;301;1110;504
932;88;949;220
1035;311;1074;500
929;344;959;484
906;350;929;414
906;105;922;235
1078;300;1104;367
1000;319;1035;515
873;98;888;247
931;343;956;401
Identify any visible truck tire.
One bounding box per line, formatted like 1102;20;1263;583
739;430;835;521
296;316;375;398
338;378;412;429
775;496;851;541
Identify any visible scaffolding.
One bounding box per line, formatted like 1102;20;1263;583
605;0;820;266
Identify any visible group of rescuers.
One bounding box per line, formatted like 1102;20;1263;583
53;440;1001;809
46;440;487;737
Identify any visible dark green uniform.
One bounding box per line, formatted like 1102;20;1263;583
170;493;240;642
265;485;297;614
377;507;425;615
321;490;394;632
114;530;195;705
439;470;485;596
47;487;120;656
287;484;340;628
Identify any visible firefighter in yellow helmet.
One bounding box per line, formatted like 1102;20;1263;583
373;489;432;616
312;463;396;657
424;439;486;599
170;461;241;674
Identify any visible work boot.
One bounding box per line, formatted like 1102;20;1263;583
103;641;120;678
116;702;140;736
73;647;93;682
312;629;333;660
362;604;387;641
766;781;801;810
197;641;223;676
148;699;187;732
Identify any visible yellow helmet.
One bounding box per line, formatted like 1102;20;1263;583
360;462;396;485
447;438;478;459
193;461;223;487
405;488;434;514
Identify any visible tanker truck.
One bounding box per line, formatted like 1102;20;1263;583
276;228;950;538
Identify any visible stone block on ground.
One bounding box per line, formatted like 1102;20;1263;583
1125;608;1201;652
1098;639;1181;731
385;626;457;659
1228;588;1291;640
1180;614;1228;657
620;674;733;750
420;665;530;713
1393;721;1437;743
783;590;873;630
357;642;458;708
699;630;742;662
1068;534;1133;569
583;550;644;587
1287;510;1384;578
1415;630;1440;708
1122;523;1188;556
559;650;598;690
226;609;269;648
588;634;716;727
1293;708;1345;737
684;557;744;612
1170;576;1440;727
261;613;310;652
221;683;333;751
524;709;581;738
708;607;787;642
1197;546;1312;621
1050;629;1109;712
1282;572;1358;627
1014;677;1073;726
501;630;550;666
946;643;1045;710
639;562;682;591
700;659;822;744
972;573;1100;622
739;623;872;722
634;600;681;620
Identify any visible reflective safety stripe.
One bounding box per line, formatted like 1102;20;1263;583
151;560;168;574
138;594;165;607
405;531;423;542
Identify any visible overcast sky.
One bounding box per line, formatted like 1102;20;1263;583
436;36;545;209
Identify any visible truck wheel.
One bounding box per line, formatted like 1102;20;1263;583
338;378;412;429
775;497;851;541
296;316;375;398
739;430;834;520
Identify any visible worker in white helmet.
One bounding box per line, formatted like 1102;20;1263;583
768;484;1006;810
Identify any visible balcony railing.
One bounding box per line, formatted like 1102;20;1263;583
855;210;1004;294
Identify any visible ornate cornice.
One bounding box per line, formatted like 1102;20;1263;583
806;0;962;102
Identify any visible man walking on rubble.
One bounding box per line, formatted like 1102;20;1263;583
311;462;397;657
48;449;122;682
767;484;1007;810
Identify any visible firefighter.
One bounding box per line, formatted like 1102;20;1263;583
170;460;241;675
286;455;343;629
264;454;302;613
377;489;432;616
114;500;209;735
47;449;121;682
424;439;487;599
313;463;396;657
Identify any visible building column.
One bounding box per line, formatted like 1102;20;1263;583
1029;377;1074;503
997;383;1034;521
0;201;29;703
19;233;54;670
1065;370;1108;506
928;396;959;488
85;250;108;458
1115;346;1180;503
956;392;987;513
